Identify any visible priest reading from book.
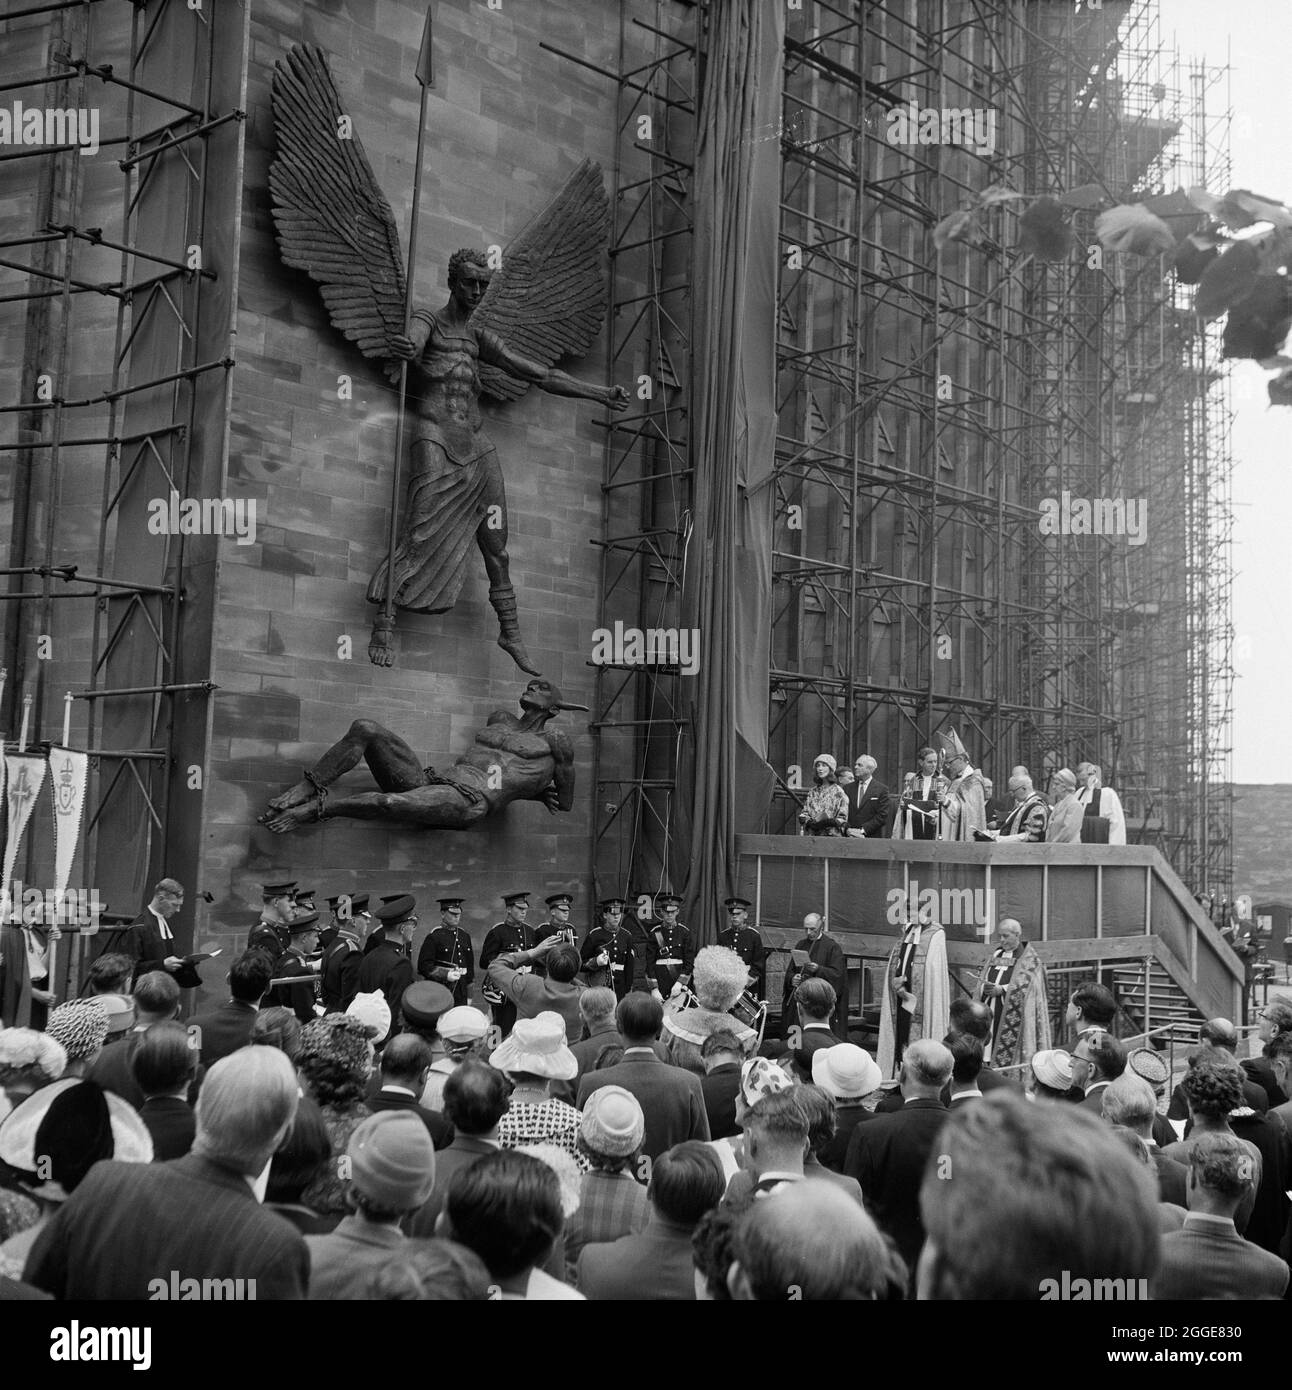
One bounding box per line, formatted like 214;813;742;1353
126;880;212;990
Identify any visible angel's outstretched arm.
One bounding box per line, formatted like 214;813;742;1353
477;328;625;407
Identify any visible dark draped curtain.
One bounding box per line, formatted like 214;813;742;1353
676;0;782;943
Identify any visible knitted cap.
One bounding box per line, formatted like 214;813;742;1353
580;1085;645;1158
347;1111;436;1210
814;753;837;773
46;999;110;1063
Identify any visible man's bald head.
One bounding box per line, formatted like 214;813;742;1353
1200;1018;1238;1052
901;1039;953;1094
729;1183;898;1300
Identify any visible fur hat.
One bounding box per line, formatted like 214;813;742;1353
692;945;750;1013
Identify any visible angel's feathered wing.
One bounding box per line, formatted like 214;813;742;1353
268;45;406;365
474;159;610;402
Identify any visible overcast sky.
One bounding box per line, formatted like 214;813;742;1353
1159;0;1292;782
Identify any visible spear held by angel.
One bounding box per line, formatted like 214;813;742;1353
268;44;627;672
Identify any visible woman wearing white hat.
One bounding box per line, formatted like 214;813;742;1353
811;1044;883;1171
797;754;849;837
490;1012;589;1172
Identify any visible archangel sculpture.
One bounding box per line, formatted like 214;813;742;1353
258;679;588;833
268;45;626;671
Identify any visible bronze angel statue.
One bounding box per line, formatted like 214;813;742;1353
268;45;627;671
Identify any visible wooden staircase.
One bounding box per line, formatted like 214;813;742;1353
1110;959;1204;1043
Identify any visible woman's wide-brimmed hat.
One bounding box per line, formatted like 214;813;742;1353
488;1012;578;1081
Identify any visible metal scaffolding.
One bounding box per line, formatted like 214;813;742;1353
1;0;241;959
763;0;1234;901
560;0;702;904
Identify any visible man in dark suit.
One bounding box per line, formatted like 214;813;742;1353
782;977;840;1080
125;879;192;986
187;949;273;1067
699;1031;746;1140
717;897;766;999
1072;1029;1127;1113
369;1035;454;1149
554;987;668;1103
87;970;188;1109
131;1021;199;1161
577;1140;725;1299
24;1046;309;1299
844;755;892;838
356;895;417;1027
844;1038;952;1274
1100;1072;1187;1204
408;1060;509;1236
782;913;847;1038
576;994;710;1160
947;1034;987;1108
1155;1132;1291;1299
1167;1022;1271;1124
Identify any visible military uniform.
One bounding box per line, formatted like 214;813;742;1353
356;936;414;1026
249;881;297;965
649;919;695;996
581;924;636;998
719;924;767;998
532;893;577;980
320;931;363;1013
270;945;318;1023
417;925;475;1007
247;918;290;965
479;907;535;1038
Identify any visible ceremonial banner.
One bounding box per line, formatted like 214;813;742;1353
48;746;89;913
1;752;47;917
